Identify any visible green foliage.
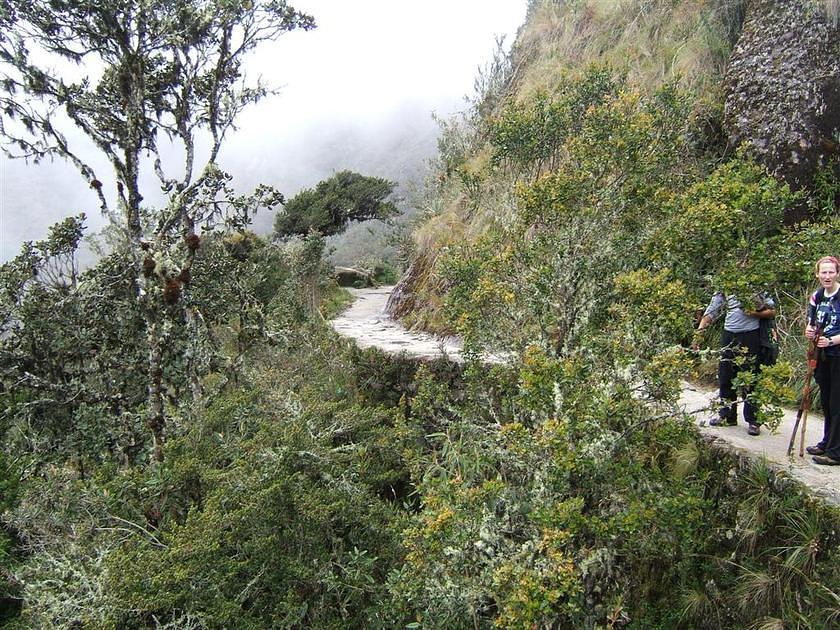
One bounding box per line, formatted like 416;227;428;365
491;529;583;628
5;294;840;628
810;158;840;219
731;218;840;303
733;360;797;430
274;170;398;238
0;450;22;607
387;5;840;628
611;269;697;353
0;452;19;521
96;349;416;628
370;259;399;285
647;156;797;297
4;331;420;627
384;352;738;628
701;460;840;627
0;217;148;465
443;76;696;357
488;65;618;178
191;230;301;359
390;54;840;619
6;3;840;628
0;0;315;462
105;407;402;627
320;283;354;319
0;218;311;469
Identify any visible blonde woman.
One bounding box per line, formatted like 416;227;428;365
805;255;840;465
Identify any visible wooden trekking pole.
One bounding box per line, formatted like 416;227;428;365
788;329;822;457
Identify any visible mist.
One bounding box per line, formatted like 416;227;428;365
0;1;526;263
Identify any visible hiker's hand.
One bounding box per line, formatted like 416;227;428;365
806;325;818;339
817;335;834;348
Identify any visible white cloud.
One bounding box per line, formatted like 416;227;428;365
249;1;523;117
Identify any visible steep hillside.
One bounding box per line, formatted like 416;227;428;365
5;3;840;627
389;0;840;342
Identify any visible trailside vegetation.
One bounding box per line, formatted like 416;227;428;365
2;1;840;628
381;0;840;626
273;170;398;238
0;0;314;461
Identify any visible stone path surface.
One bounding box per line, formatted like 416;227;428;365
331;286;468;361
680;383;840;506
331;286;840;505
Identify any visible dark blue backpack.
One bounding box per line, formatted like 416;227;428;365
758;316;778;366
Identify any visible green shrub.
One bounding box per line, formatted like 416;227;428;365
647;156;797;296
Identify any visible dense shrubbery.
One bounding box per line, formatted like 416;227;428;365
3;1;840;628
100;387;407;628
442;72;698;357
487;66;619;179
380;349;840;628
377;4;840;627
3;222;840;627
0;221;351;625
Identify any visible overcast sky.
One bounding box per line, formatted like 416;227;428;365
0;0;527;261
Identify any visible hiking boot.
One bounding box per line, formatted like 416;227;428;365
806;445;825;456
747;424;760;436
709;417;737;427
812;454;840;466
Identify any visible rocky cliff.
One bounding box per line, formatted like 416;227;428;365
724;0;840;216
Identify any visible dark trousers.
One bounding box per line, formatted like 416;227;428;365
814;354;840;459
718;329;761;425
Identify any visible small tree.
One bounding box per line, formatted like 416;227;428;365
0;0;315;461
274;170;398;238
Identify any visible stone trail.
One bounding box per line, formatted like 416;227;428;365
331;287;467;361
331;286;840;506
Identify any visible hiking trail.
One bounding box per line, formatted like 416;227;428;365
331;286;840;505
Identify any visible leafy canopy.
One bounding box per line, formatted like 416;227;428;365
274;170;398;238
0;0;315;461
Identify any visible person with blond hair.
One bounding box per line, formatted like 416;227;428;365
805;255;840;465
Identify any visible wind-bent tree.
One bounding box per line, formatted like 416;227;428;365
273;170;397;313
274;170;398;238
0;1;314;461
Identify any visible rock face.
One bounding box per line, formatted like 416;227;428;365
724;0;840;216
384;250;439;322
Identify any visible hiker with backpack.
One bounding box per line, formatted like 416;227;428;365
694;290;776;436
805;255;840;465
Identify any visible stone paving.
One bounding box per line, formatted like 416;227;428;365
330;286;467;360
680;383;840;506
331;286;840;506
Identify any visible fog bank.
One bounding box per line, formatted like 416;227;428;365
0;1;526;261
